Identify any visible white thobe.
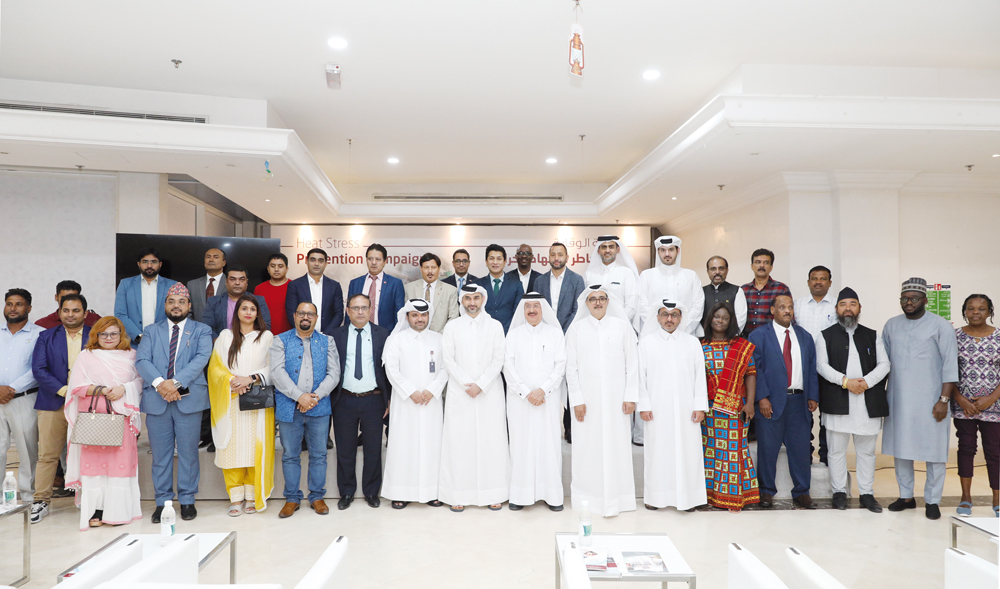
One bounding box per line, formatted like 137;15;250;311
816;327;890;436
566;315;638;517
637;329;709;510
439;313;511;505
585;262;639;328
503;322;567;507
637;267;705;335
381;328;449;502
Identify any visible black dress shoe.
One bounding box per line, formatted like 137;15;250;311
151;506;163;524
632;442;644;447
548;504;564;512
888;498;916;512
859;494;883;513
327;438;334;450
180;504;197;520
508;503;523;511
337;496;354;510
925;503;941;520
206;442;215;453
198;439;211;448
365;495;380;508
832;492;848;510
759;493;774;509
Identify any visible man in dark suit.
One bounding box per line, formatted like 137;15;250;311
186;248;227;322
30;293;91;523
345;244;405;332
202;265;271;338
506;244;542;295
285;248;344;336
475;244;524;334
136;283;213;523
331;293;391;510
441;249;477;294
748;294;820;510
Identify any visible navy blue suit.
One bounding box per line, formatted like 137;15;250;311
442;273;478;293
286;275;344;337
114;275;177;343
505;269;541;295
475;274;524;334
345;274;405;333
331;322;390;498
748;322;819;498
202;292;271;339
533;268;586;334
31;324;92;411
136;319;214;506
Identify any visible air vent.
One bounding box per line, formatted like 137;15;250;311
372;194;563;202
0;102;206;123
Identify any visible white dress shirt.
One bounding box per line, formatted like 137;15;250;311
151;317;188;388
205;273;222;296
140;276;159;329
454;274;469;293
422;280;435;305
549;271;565;316
308;275;324;329
517;270;531;293
794;293;837;339
363;272;384;325
816;326;890;436
772;321;803;390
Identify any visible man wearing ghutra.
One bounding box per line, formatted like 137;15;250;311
637;299;709;512
565;285;638;517
439;284;511;512
584;236;640;331
638;236;704;336
504;293;567;511
381;299;448;509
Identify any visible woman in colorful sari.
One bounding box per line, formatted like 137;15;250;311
208;293;274;516
700;302;759;512
65;316;144;530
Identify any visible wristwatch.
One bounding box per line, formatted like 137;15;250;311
938;396;950;404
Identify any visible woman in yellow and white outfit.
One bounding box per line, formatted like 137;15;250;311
208;293;275;515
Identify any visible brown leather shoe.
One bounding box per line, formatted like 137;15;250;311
793;494;817;510
759;493;774;509
311;499;330;515
278;502;300;518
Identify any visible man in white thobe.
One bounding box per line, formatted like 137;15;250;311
566;286;638;517
381;299;449;508
584;236;640;331
637;299;709;511
504;293;567;511
439;284;511;510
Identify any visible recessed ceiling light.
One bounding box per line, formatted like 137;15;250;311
387;157;399;164
265;199;270;202
327;37;348;50
671;197;677;200
642;70;661;81
546;157;557;164
993;154;1000;157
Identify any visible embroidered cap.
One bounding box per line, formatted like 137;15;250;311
901;277;928;294
166;283;191;300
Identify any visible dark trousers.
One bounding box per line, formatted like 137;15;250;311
809;412;829;464
755;392;812;498
955;418;1000;489
332;393;384;497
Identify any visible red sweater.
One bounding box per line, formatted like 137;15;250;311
35;310;102;329
254;281;292;334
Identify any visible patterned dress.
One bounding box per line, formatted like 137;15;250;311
954;328;1000;423
701;338;759;510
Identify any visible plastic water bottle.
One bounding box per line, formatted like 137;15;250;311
160;500;176;545
579;500;592;546
2;471;16;508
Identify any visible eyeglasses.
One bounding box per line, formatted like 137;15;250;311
97;332;121;339
515;252;533;257
587;297;609;303
294;312;317;318
349;306;370;312
900;295;924;303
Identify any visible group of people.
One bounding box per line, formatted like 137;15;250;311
1;235;997;532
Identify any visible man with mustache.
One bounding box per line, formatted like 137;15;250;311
114;248;177;345
700;256;747;336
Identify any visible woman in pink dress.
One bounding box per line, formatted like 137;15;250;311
65;316;144;530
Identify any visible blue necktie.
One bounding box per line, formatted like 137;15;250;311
493;278;501;297
354;328;364;380
166;324;179;379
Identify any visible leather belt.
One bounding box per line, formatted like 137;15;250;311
787;388;803;395
12;387;38;399
343;388;381;398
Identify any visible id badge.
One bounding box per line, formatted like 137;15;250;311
429;359;436;373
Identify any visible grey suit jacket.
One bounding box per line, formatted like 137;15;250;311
533;268;586;333
403;279;460;333
186;274;227;322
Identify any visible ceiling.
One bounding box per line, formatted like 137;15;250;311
1;0;999;225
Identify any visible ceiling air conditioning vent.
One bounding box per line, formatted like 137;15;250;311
0;102;206;123
372;194;563;202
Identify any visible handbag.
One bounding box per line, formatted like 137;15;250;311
70;393;126;447
238;378;275;411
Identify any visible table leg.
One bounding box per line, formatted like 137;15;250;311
229;535;237;584
554;545;561;589
16;507;30;587
950;522;957;549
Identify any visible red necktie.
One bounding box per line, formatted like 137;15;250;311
368;276;378;325
782;328;793;387
206;277;215;299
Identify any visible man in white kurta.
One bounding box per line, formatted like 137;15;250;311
637;236;704;335
439;284;511;509
584;236;640;330
637;299;709;511
566;286;638;517
381;299;449;507
504;293;567;510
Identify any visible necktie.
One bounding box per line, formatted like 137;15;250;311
354;328;364;380
368;277;378;325
167;324;179;379
493;278;501;297
457;276;465;292
782;328;793;387
425;282;432;304
206;277;215;299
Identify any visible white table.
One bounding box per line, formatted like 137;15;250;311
555;533;697;588
57;531;237;583
0;503;30;587
950;516;999;549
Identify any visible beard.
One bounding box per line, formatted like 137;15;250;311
838;313;858;329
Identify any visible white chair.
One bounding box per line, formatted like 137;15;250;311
103;534;199;585
58;536;144;589
785;547;847;589
728;543;789;589
294;535;349;589
560;542;594;589
944;547;999;589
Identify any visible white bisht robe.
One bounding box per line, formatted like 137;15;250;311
504;321;567;507
637;326;709;510
439;312;511;505
566;312;638;517
381;326;448;503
